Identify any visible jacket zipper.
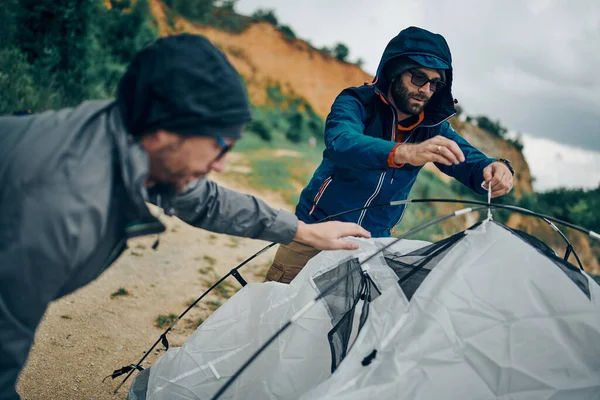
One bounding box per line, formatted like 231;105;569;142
393;204;408;229
357;171;387;226
419;112;456;128
125;220;166;239
359;88;457;229
390;105;398;184
309;176;333;216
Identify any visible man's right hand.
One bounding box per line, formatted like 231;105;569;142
394;136;465;167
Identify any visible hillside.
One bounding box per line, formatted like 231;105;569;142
150;0;534;194
149;0;370;117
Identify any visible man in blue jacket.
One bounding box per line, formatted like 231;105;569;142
265;26;514;283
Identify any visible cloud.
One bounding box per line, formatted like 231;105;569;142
507;132;600;191
417;0;600;150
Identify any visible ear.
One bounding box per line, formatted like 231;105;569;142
139;130;159;152
154;129;173;142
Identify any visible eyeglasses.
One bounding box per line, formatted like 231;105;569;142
215;136;233;160
408;70;446;93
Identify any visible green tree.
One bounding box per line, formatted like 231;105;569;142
216;0;236;11
475;115;507;137
247;107;273;141
333;43;349;62
94;0;158;97
506;135;524;152
304;103;324;140
0;47;37;114
0;0;38;115
319;46;332;56
278;25;296;40
251;8;278;25
0;0;19;47
98;0;157;65
286;111;305;143
354;58;365;69
16;0;100;107
164;0;215;22
519;185;600;232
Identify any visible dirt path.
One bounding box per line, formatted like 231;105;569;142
16;174;294;399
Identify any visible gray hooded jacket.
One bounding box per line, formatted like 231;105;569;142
0;100;297;399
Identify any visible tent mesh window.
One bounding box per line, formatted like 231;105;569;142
384;222;591;300
384;232;466;300
313;258;380;373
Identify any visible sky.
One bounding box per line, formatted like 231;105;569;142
506;131;600;191
235;0;600;190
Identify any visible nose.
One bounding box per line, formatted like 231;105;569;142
418;82;434;94
210;155;228;173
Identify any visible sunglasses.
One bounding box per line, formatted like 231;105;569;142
408;70;446;93
215;136;233;160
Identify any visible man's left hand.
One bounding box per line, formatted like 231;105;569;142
294;221;371;250
483;162;514;198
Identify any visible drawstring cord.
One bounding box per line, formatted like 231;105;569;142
480;180;493;222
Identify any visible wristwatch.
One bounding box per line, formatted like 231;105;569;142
494;158;514;176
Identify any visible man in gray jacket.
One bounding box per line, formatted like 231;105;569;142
0;34;370;399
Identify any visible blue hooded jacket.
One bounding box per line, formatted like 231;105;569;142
295;26;496;237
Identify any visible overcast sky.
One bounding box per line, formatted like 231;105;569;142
235;0;599;190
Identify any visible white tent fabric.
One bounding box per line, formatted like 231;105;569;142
134;221;600;400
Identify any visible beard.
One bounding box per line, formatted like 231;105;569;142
146;140;192;193
390;79;430;115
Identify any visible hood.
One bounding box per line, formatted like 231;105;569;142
373;26;457;126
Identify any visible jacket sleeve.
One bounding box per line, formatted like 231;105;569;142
0;184;88;399
324;92;398;170
435;122;495;195
170;178;298;244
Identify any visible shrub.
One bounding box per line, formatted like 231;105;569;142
247;119;272;141
0;47;37;115
333;43;349;62
156;313;178;328
285;111;304;143
251;8;278;25
475;115;507;137
506;135;525;152
278;25;296;41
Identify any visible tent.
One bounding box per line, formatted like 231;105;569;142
127;219;600;400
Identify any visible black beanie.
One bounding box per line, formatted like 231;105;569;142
116;33;251;139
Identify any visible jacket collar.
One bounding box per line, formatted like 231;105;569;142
373;86;455;128
106;103;166;238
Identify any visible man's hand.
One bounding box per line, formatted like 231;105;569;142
294;221;371;250
483;162;514;198
394;136;465;167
